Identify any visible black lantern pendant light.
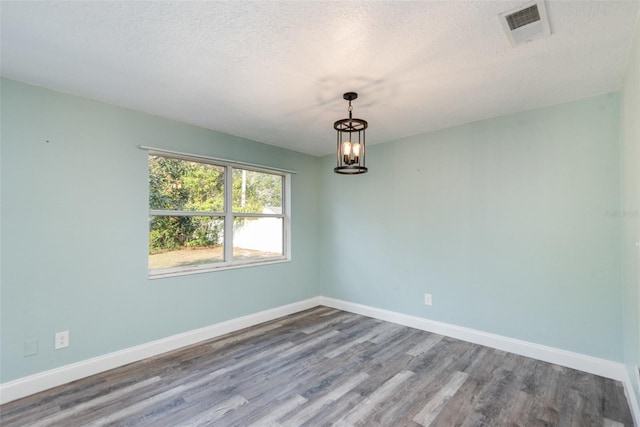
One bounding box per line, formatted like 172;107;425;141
334;92;368;174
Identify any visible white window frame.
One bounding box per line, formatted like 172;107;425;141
148;151;291;279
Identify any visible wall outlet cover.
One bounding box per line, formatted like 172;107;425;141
424;294;432;306
55;331;69;350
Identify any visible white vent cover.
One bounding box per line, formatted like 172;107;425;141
499;1;551;46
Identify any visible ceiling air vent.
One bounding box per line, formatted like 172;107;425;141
499;1;551;46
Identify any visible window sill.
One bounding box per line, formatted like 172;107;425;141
148;257;291;280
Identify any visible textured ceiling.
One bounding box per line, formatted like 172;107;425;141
1;1;639;156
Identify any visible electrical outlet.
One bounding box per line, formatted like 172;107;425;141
55;331;69;350
424;294;432;306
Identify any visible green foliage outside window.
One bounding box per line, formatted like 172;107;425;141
149;156;283;255
232;169;282;214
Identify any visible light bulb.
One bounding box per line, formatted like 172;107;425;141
342;141;352;156
352;143;361;158
342;141;352;164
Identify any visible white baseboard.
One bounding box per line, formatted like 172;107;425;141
318;296;627;382
622;366;640;427
0;297;322;405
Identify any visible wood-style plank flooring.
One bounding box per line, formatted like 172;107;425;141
0;307;634;426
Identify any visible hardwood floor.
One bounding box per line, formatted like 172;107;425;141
0;306;634;426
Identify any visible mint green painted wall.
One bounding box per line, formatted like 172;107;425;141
621;21;640;404
0;78;320;382
0;76;631;384
319;93;623;361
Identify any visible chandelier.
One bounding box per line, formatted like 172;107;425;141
334;92;368;174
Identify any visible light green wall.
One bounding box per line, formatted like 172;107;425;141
0;69;634;384
319;93;623;361
0;78;320;382
621;21;640;404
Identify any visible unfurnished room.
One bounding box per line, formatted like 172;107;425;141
1;1;640;426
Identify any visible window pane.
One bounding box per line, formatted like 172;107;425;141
149;156;224;212
232;169;282;214
233;217;283;259
149;216;224;269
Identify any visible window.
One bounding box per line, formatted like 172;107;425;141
148;153;290;277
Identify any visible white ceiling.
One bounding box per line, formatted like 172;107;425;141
1;1;639;156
